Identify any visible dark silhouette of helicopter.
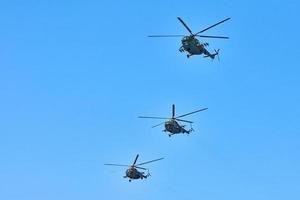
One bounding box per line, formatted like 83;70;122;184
104;154;164;182
139;104;208;137
148;17;230;59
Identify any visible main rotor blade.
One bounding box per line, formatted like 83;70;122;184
176;119;193;123
196;17;231;34
135;166;147;170
136;157;164;166
196;35;229;39
132;154;139;166
152;122;165;128
176;108;208;119
139;116;169;120
104;164;130;167
177;17;193;35
148;35;185;37
172;104;175;118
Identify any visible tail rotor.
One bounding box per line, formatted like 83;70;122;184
188;124;194;133
146;170;151;177
215;49;220;61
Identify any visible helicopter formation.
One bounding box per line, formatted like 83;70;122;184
105;16;230;181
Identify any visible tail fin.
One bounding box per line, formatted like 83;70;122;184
146;170;151;178
211;49;220;60
186;127;194;134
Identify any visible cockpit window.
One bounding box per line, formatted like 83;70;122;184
182;36;188;41
182;36;190;45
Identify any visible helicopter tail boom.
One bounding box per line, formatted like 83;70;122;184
204;49;220;60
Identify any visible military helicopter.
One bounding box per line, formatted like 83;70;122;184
148;17;230;59
104;154;164;182
139;104;208;137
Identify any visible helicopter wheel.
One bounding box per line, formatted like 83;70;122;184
168;134;171;137
187;55;190;58
129;179;132;182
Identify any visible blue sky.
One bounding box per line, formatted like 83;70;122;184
0;0;300;199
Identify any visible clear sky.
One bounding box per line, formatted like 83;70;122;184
0;0;300;199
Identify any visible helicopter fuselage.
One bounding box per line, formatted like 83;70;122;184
179;36;212;58
164;119;191;136
124;167;148;181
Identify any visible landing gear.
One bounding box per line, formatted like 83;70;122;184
168;134;171;137
187;54;190;58
129;179;132;182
